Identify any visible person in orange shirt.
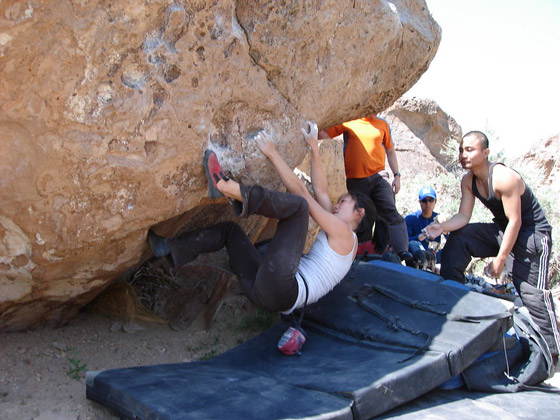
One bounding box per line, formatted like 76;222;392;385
320;115;409;258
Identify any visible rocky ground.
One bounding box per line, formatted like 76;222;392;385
0;291;276;420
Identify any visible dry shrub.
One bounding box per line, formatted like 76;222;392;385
87;280;167;324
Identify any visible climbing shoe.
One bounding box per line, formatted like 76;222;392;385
147;229;170;258
203;150;229;199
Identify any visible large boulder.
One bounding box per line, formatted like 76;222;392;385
0;0;441;331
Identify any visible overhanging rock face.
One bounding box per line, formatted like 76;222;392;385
0;0;441;331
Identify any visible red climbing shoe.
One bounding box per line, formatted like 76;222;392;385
203;150;229;199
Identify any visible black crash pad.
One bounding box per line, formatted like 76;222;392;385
303;260;513;377
213;321;451;420
377;387;560;420
86;362;353;420
86;260;513;420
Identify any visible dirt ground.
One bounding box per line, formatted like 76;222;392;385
0;292;276;420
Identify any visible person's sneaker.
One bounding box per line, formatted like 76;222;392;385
277;326;307;356
203;150;229;199
382;250;402;264
147;230;170;258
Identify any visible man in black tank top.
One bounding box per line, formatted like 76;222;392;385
425;131;559;368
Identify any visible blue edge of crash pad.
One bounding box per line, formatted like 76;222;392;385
85;261;557;420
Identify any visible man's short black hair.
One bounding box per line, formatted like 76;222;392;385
463;131;489;149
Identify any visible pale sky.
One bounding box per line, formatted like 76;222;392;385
406;0;560;156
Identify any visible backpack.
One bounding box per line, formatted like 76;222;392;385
462;306;557;392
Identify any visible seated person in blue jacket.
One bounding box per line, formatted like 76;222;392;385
404;186;442;268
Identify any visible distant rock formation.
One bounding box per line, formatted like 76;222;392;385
515;134;560;185
0;1;441;330
381;96;463;170
379;96;463;216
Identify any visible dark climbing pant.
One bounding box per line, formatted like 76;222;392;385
441;223;560;357
347;172;408;254
167;185;309;313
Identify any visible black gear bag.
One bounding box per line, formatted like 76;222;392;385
462;306;557;392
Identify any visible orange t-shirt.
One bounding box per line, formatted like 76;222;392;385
325;116;393;179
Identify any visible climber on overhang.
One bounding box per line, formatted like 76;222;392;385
146;121;386;355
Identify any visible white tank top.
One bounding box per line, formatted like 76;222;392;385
283;230;357;314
